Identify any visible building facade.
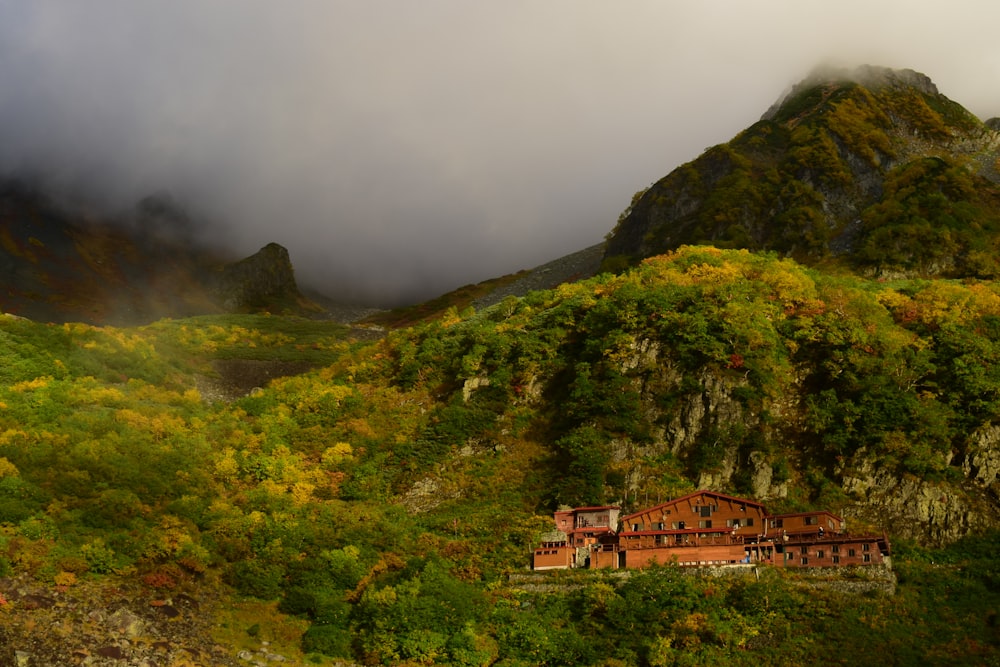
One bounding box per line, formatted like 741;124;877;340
531;490;890;571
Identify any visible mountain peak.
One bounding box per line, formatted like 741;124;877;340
762;65;939;121
604;65;1000;280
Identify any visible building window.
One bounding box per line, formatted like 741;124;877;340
632;523;642;532
700;506;712;518
863;554;871;563
727;519;740;528
746;518;754;527
801;557;809;565
816;550;825;559
698;520;712;529
800;546;808;554
805;516;818;525
848;548;856;557
863;543;870;552
671;522;680;529
833;556;840;564
653;522;664;530
770;519;783;528
832;545;840;553
828;519;835;529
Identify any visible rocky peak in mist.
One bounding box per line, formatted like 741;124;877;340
211;242;306;312
0;181;321;324
604;65;1000;279
760;65;940;120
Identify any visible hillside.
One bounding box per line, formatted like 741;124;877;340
0;181;322;324
0;248;999;663
1;66;1000;664
605;66;1000;279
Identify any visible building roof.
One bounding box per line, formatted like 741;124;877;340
621;490;766;522
569;506;621;512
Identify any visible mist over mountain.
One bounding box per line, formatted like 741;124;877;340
4;57;1000;662
0;179;319;324
3;4;1000;307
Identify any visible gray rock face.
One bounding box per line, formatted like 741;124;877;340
212;242;302;310
964;424;1000;491
842;460;988;545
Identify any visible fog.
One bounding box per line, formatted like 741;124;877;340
2;1;999;305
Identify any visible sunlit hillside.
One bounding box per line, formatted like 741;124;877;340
1;247;998;664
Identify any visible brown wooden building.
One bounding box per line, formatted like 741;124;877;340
769;510;845;537
553;505;620;547
532;541;576;570
774;532;891;568
532;505;620;570
531;490;890;572
620;490;768;540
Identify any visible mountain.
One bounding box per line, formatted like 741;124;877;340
604;65;1000;278
0;181;321;324
2;67;1000;663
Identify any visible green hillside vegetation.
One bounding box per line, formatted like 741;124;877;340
605;74;1000;281
0;247;998;663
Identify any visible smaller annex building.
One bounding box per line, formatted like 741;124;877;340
532;490;890;571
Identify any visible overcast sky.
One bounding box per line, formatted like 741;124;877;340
2;1;1000;305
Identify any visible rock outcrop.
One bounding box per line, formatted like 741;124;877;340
211;242;306;312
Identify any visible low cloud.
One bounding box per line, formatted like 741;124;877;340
2;1;999;305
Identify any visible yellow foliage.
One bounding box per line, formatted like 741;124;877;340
259;479;286;497
214;448;240;483
322;442;354;467
886;282;1000;327
0;457;19;478
74;385;125;406
876;289;913;318
290;481;315;505
53;571;77;587
10;376;52;392
0;428;23;447
685;261;743;285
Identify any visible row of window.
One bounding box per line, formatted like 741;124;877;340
630;517;756;532
769;516;837;529
796;554;872;565
797;544;871;555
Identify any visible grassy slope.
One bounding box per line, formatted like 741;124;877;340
0;249;998;663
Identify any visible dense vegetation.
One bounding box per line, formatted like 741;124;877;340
605;74;1000;281
0;246;998;663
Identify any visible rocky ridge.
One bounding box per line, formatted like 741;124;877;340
472;242;605;310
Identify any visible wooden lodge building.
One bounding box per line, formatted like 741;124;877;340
532;490;890;571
